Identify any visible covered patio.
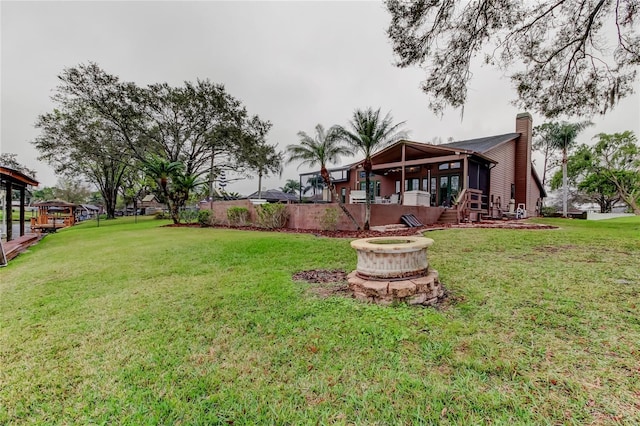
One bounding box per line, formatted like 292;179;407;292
1;166;39;241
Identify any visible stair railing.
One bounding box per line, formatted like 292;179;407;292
455;188;483;223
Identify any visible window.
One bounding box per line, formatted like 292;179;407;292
395;180;401;193
404;178;420;191
511;183;515;200
360;181;381;197
439;161;461;170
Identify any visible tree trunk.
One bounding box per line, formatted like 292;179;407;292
320;167;360;231
617;187;640;215
101;186;117;219
258;172;263;199
562;149;568;217
168;194;181;224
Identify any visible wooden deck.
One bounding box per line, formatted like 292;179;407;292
2;233;44;262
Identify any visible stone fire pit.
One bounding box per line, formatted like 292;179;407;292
347;236;443;306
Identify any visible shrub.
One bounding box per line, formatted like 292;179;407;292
540;206;559;217
256;203;289;229
154;211;166;220
227;207;250;226
179;208;198;224
197;210;211;226
319;207;340;231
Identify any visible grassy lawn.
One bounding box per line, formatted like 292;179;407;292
1;216;639;424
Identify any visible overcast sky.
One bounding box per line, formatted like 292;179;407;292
2;1;639;196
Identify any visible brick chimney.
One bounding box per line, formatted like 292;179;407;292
514;112;532;209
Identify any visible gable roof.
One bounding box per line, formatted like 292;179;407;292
440;133;520;153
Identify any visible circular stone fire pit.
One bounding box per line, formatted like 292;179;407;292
347;236;443;306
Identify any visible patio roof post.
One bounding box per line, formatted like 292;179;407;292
401;143;406;194
19;187;26;237
463;155;469;190
5;181;12;241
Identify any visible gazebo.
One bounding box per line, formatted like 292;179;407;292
0;166;39;241
31;199;77;232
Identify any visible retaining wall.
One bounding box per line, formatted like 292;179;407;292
199;201;444;231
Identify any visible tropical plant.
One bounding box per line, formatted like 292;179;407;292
303;175;324;196
338;108;406;230
286;124;359;229
241;118;283;199
256;203;289;229
143;156;203;223
280;179;301;195
545;121;593;217
319;207;340;231
227;206;250;226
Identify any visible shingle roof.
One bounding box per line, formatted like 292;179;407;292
247;189;298;202
440;133;520;154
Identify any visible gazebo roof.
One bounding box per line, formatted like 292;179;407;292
33;199;76;207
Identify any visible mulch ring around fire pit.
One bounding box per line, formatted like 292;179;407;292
292;269;461;308
292;269;351;298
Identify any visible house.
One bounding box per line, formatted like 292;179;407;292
140;194;165;214
76;204;101;221
327;113;546;219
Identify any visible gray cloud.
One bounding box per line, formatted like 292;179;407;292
2;1;638;195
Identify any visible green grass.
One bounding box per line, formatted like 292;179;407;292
1;216;639;424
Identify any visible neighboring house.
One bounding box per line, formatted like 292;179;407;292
140;194;165;214
76;204;101;220
247;189;299;203
324;113;545;218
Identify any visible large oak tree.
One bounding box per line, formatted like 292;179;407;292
386;0;640;118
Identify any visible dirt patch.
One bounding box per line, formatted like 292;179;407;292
291;269;459;309
292;269;348;283
292;269;350;298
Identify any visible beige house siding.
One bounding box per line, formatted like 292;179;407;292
485;142;516;213
527;172;543;216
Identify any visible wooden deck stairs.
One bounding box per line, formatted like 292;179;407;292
2;233;44;263
437;189;487;224
437;209;459;224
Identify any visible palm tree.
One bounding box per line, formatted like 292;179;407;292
143;156;204;224
171;171;203;221
303;175;325;196
286;124;360;230
280;179;301;195
143;155;183;201
548;121;593;217
338;108;406;230
248;142;283;199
